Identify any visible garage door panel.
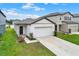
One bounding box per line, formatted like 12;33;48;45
34;26;54;37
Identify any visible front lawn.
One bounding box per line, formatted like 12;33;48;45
57;32;79;45
0;28;55;56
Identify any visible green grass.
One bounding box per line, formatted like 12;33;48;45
57;32;79;45
0;28;55;56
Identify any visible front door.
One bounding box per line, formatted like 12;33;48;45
69;29;71;33
19;26;23;35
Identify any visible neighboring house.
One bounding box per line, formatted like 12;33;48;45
0;10;6;34
42;12;79;33
13;12;79;37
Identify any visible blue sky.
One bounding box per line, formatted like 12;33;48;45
0;3;79;20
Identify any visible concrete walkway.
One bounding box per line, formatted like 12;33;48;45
37;36;79;56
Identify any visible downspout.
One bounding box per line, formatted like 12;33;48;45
44;17;57;36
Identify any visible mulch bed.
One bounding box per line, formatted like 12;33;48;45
17;35;25;43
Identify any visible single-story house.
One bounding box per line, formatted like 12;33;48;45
13;18;57;38
0;10;6;34
13;12;79;38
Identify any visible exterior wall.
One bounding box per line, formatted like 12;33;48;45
47;16;63;32
0;25;5;34
61;23;68;33
68;24;78;32
26;25;31;36
61;14;79;33
13;19;55;37
36;19;54;23
47;13;73;32
73;17;79;22
30;19;55;37
0;13;6;34
14;24;18;35
57;24;60;32
47;13;73;24
60;23;79;33
13;24;27;36
61;13;73;21
0;13;6;25
47;16;62;24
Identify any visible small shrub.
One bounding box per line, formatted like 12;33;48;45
6;25;11;29
18;35;25;43
26;33;36;40
56;32;65;38
53;31;57;36
26;35;30;39
0;34;2;37
30;33;33;39
0;34;2;41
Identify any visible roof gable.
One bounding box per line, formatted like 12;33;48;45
73;14;79;17
63;12;74;17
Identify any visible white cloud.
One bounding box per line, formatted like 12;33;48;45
34;7;45;11
2;9;39;20
22;3;34;9
22;3;45;11
24;14;39;19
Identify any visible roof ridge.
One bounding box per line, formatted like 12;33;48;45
0;10;6;17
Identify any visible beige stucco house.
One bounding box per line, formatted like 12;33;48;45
13;18;56;38
45;12;79;33
13;12;79;37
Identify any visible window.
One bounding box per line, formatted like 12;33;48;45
60;17;61;20
69;29;71;33
64;16;71;20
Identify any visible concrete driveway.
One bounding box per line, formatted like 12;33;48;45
37;36;79;56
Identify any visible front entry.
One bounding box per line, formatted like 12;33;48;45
69;29;71;33
19;26;23;35
59;24;62;31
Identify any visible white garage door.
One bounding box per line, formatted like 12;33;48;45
34;26;54;37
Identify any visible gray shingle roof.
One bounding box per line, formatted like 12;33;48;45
13;12;79;25
0;10;6;17
73;14;79;17
13;18;36;25
42;12;74;17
